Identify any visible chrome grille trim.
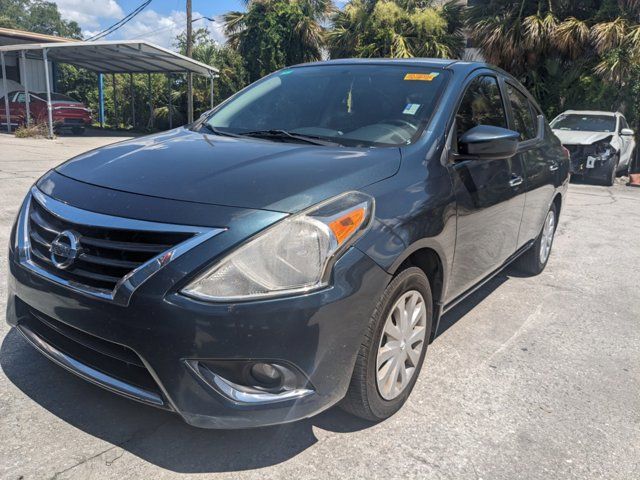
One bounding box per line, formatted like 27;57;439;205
17;186;225;305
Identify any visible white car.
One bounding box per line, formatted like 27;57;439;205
551;110;636;185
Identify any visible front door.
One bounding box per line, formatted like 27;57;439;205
618;116;634;168
503;81;556;247
446;74;526;300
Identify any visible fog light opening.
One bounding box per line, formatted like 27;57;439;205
249;362;282;389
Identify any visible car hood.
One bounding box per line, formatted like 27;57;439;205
552;129;613;145
56;128;401;213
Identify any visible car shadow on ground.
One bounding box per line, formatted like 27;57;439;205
1;268;517;474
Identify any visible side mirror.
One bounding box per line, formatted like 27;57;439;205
458;125;520;160
621;128;635;136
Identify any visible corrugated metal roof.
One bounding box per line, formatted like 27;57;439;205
0;40;218;76
0;27;76;44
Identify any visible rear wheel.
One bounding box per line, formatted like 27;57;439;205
515;203;557;276
341;267;432;421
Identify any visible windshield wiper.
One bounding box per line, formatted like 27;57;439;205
241;129;340;146
201;124;245;138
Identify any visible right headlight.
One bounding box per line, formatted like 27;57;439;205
181;191;374;302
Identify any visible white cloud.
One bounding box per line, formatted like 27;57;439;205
53;0;123;29
116;10;226;49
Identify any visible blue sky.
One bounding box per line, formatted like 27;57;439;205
52;0;246;48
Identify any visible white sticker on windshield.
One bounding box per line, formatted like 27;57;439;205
403;103;421;115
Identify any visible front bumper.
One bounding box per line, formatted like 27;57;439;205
7;243;389;428
567;146;616;179
6;181;391;428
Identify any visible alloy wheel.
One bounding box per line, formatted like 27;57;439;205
376;290;427;400
539;209;556;264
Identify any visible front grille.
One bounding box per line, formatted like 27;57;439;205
62;118;84;124
19;303;163;398
28;196;193;293
565;144;597;161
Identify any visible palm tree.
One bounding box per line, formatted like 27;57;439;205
224;0;333;81
467;0;640;121
327;0;465;60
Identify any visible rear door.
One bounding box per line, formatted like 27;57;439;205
446;73;527;299
504;81;557;247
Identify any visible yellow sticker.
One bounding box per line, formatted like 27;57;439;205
404;72;439;81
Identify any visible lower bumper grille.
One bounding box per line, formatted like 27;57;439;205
17;304;169;409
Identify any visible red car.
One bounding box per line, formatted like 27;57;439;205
0;91;92;134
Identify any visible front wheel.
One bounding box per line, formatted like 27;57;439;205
515;203;557;276
601;156;618;186
341;267;432;421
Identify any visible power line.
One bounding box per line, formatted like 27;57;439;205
135;16;214;41
86;0;153;41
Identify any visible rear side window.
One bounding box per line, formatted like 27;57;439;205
456;76;507;143
506;83;536;140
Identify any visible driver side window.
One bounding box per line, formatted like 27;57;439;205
455;76;507;150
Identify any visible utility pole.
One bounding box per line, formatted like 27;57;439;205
186;0;193;123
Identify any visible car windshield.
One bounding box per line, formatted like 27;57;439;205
551;114;616;132
39;93;79;102
202;64;449;147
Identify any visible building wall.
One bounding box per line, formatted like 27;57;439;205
0;52;54;93
1;32;56;93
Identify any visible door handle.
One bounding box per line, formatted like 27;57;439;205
509;175;524;187
549;163;559;171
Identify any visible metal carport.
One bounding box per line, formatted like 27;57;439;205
0;40;219;138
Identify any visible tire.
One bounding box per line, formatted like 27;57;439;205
71;126;85;135
601;155;618;186
515;203;558;276
341;267;433;421
627;149;637;175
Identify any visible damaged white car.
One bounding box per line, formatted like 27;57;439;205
551;110;636;186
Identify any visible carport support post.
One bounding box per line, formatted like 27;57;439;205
42;49;54;139
130;73;135;128
112;73;117;128
147;73;152;129
1;52;11;133
98;73;105;128
167;73;172;129
209;74;214;109
21;50;30;126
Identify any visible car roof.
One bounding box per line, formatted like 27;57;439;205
560;110;620;117
290;58;504;74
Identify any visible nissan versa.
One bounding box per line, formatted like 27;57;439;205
7;59;569;428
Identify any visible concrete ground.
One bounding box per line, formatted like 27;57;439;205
0;132;638;480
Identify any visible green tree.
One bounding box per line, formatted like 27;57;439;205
466;0;640;127
224;0;333;82
176;28;249;107
328;0;464;59
0;0;81;38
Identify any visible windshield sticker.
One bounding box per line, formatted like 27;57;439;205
404;72;439;81
403;103;421;115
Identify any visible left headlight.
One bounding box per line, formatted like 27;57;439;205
181;191;374;302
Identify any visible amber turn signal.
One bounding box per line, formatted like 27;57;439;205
328;207;366;245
